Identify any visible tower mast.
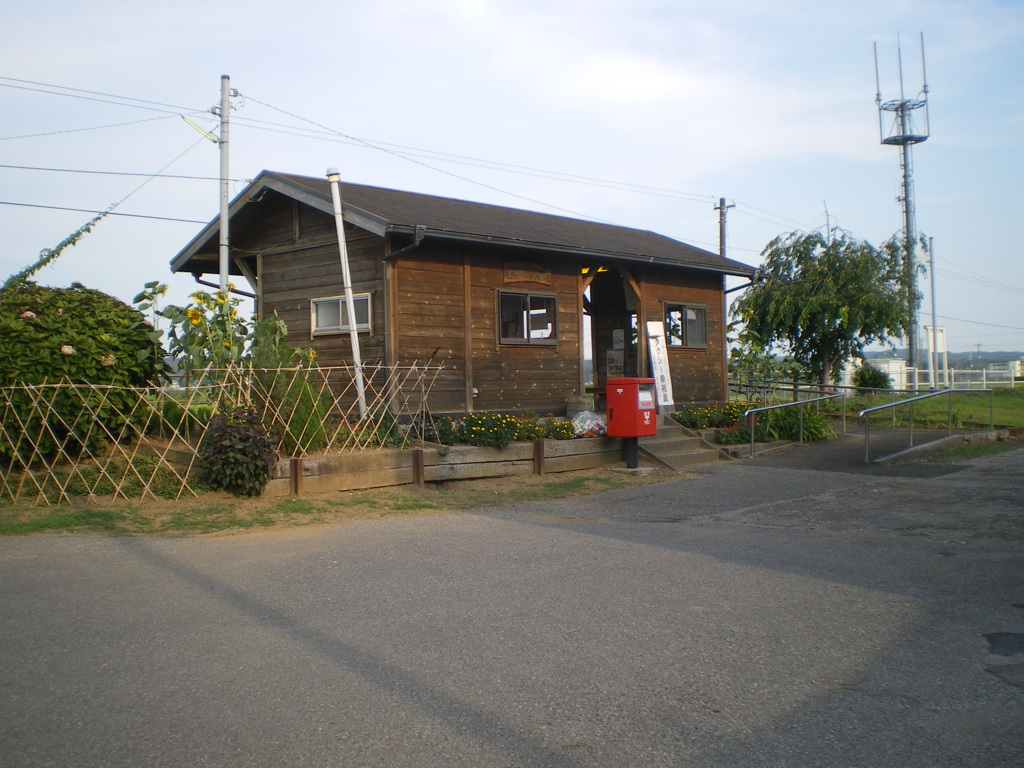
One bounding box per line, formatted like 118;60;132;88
875;34;930;375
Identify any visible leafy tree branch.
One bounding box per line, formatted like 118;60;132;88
731;230;920;386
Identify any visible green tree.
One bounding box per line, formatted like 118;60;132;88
731;230;913;387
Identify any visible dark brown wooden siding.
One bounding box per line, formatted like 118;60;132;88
466;248;583;413
639;267;727;406
257;209;386;366
389;244;585;415
243;194;731;416
390;245;468;414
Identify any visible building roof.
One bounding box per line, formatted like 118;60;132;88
170;171;758;278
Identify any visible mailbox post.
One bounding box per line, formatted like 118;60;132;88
606;377;658;468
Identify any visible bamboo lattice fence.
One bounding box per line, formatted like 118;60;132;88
0;363;443;506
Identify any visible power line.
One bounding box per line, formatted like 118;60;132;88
0;201;206;224
935;268;1024;296
239;92;618;224
0;163;236;182
2;76;826;252
0;76;201;114
0;115;184;142
934;313;1024;332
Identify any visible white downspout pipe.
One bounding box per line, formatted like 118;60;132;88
327;168;367;419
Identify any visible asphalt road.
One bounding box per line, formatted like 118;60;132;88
2;444;1022;767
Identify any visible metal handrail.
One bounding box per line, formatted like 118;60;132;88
856;388;994;463
743;393;847;458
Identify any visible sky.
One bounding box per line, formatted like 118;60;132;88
2;0;1022;356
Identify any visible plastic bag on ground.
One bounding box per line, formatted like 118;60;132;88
571;410;607;438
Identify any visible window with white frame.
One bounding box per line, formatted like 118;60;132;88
311;293;372;335
498;290;557;345
664;303;707;348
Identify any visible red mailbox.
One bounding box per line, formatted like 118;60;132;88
605;377;658;438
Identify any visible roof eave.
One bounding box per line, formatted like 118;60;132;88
169;171;390;275
385;225;757;277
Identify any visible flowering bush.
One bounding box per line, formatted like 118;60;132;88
417;412;579;448
0;281;167;463
671;401;762;430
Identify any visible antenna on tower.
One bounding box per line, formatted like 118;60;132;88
874;33;930;376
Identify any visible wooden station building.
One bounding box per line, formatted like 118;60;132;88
170;171;757;416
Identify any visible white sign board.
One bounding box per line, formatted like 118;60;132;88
646;321;674;411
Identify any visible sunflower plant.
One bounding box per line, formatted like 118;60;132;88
159;286;315;384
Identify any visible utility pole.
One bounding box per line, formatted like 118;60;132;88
715;197;734;259
214;75;237;291
928;236;938;388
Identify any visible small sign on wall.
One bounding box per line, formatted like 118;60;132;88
646;321;674;411
606;349;624;378
504;262;552;285
612;329;625;350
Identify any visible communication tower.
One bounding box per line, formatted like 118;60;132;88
874;34;930;371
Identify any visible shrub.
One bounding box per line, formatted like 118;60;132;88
411;415;459;445
158;398;214;440
853;361;892;392
758;406;836;442
715;425;751;445
542;418;576;440
0;281;167;464
198;406;278;497
260;369;333;456
457;412;521;449
412;411;576;447
671;401;763;430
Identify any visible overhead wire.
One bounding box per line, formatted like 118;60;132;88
0;201;206;224
0;115;187;142
934;269;1024;296
0;76;202;114
0;163;237;182
1;76;812;246
238;91;620;225
1;76;961;272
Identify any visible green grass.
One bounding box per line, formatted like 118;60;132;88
431;474;628;509
834;387;1024;430
924;440;1024;464
0;506;129;535
0;466;671;537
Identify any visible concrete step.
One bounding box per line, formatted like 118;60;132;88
650;446;721;468
640;434;705;452
637;418;721;470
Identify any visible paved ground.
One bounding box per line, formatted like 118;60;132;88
1;438;1022;767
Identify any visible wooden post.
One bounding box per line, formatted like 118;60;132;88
533;439;545;476
290;458;303;497
413;449;425;487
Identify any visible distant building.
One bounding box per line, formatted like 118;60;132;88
988;360;1024;377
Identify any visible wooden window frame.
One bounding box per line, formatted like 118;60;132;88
310;293;372;337
497;289;558;346
663;302;708;349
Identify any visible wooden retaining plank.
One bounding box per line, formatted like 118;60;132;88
423;459;533;483
544;450;622;473
263;438;625;496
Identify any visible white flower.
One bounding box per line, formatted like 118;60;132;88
59;345;75;356
19;311;36;319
